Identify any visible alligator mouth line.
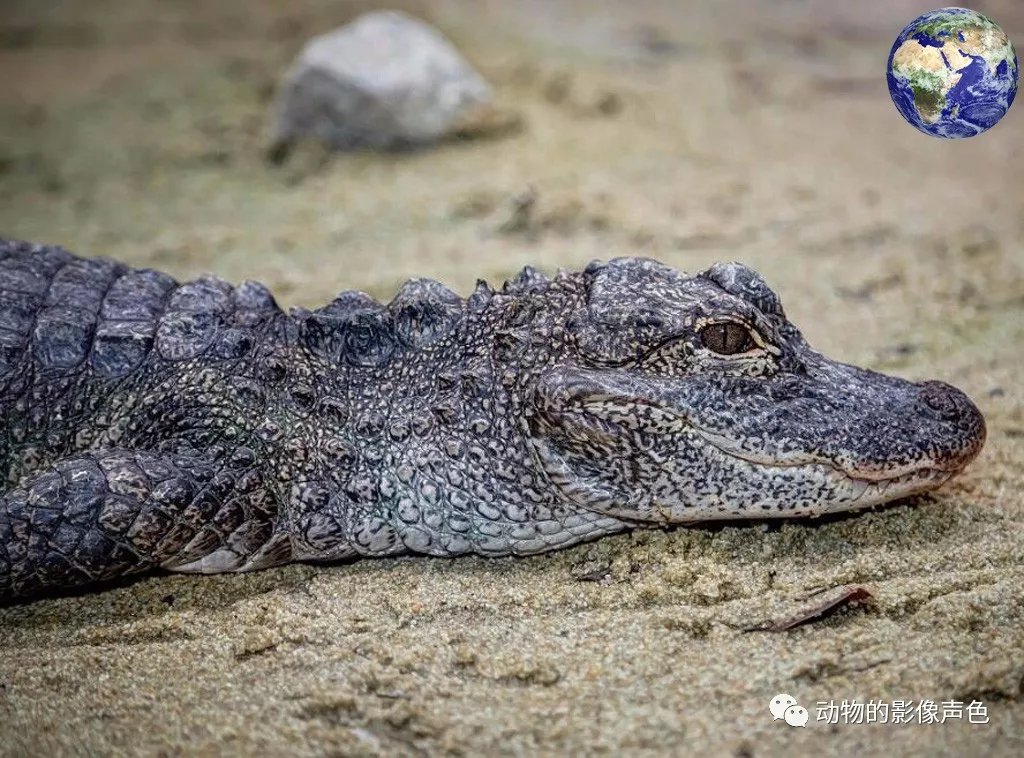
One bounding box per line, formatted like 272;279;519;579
556;396;967;488
690;427;964;485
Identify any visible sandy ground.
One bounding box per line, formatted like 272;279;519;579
1;0;1023;755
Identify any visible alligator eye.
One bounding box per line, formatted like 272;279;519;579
699;322;756;355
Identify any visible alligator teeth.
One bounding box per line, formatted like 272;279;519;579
848;479;870;501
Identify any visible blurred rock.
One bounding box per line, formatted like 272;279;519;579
269;11;492;153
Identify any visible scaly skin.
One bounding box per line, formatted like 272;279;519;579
0;239;986;601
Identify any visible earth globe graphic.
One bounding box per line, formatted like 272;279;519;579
887;7;1018;138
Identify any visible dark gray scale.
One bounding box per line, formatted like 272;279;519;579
32;308;93;372
232;280;279;323
220;281;283;380
0;243;75;383
299;292;396;368
168;276;233;314
92;321;158;379
33;257;126;374
388;278;462;348
0;239;74;265
467;279;493;313
502;266;550;296
0;328;21;391
46;256;122;312
101;268;177;321
93;269;176;377
703;262;784;318
156;276;235;362
0;289;43;335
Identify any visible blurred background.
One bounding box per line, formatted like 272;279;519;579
1;0;1022;394
1;1;1021;308
1;1;1022;755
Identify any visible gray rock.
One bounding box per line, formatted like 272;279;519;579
270;11;492;150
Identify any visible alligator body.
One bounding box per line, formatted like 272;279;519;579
0;239;985;600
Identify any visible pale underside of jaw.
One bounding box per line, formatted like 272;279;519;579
745;459;955;514
671;430;957;517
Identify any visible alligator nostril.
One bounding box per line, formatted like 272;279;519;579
917;381;969;421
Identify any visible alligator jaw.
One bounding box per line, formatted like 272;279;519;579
531;363;983;523
690;426;970;483
530;410;960;522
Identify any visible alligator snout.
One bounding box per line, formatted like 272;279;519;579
916;380;976;421
914;379;987;467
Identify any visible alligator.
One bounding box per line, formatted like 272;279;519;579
0;238;986;601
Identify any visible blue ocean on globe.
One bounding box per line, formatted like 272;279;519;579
887;7;1018;138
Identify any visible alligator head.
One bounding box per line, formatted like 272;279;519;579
529;258;986;522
